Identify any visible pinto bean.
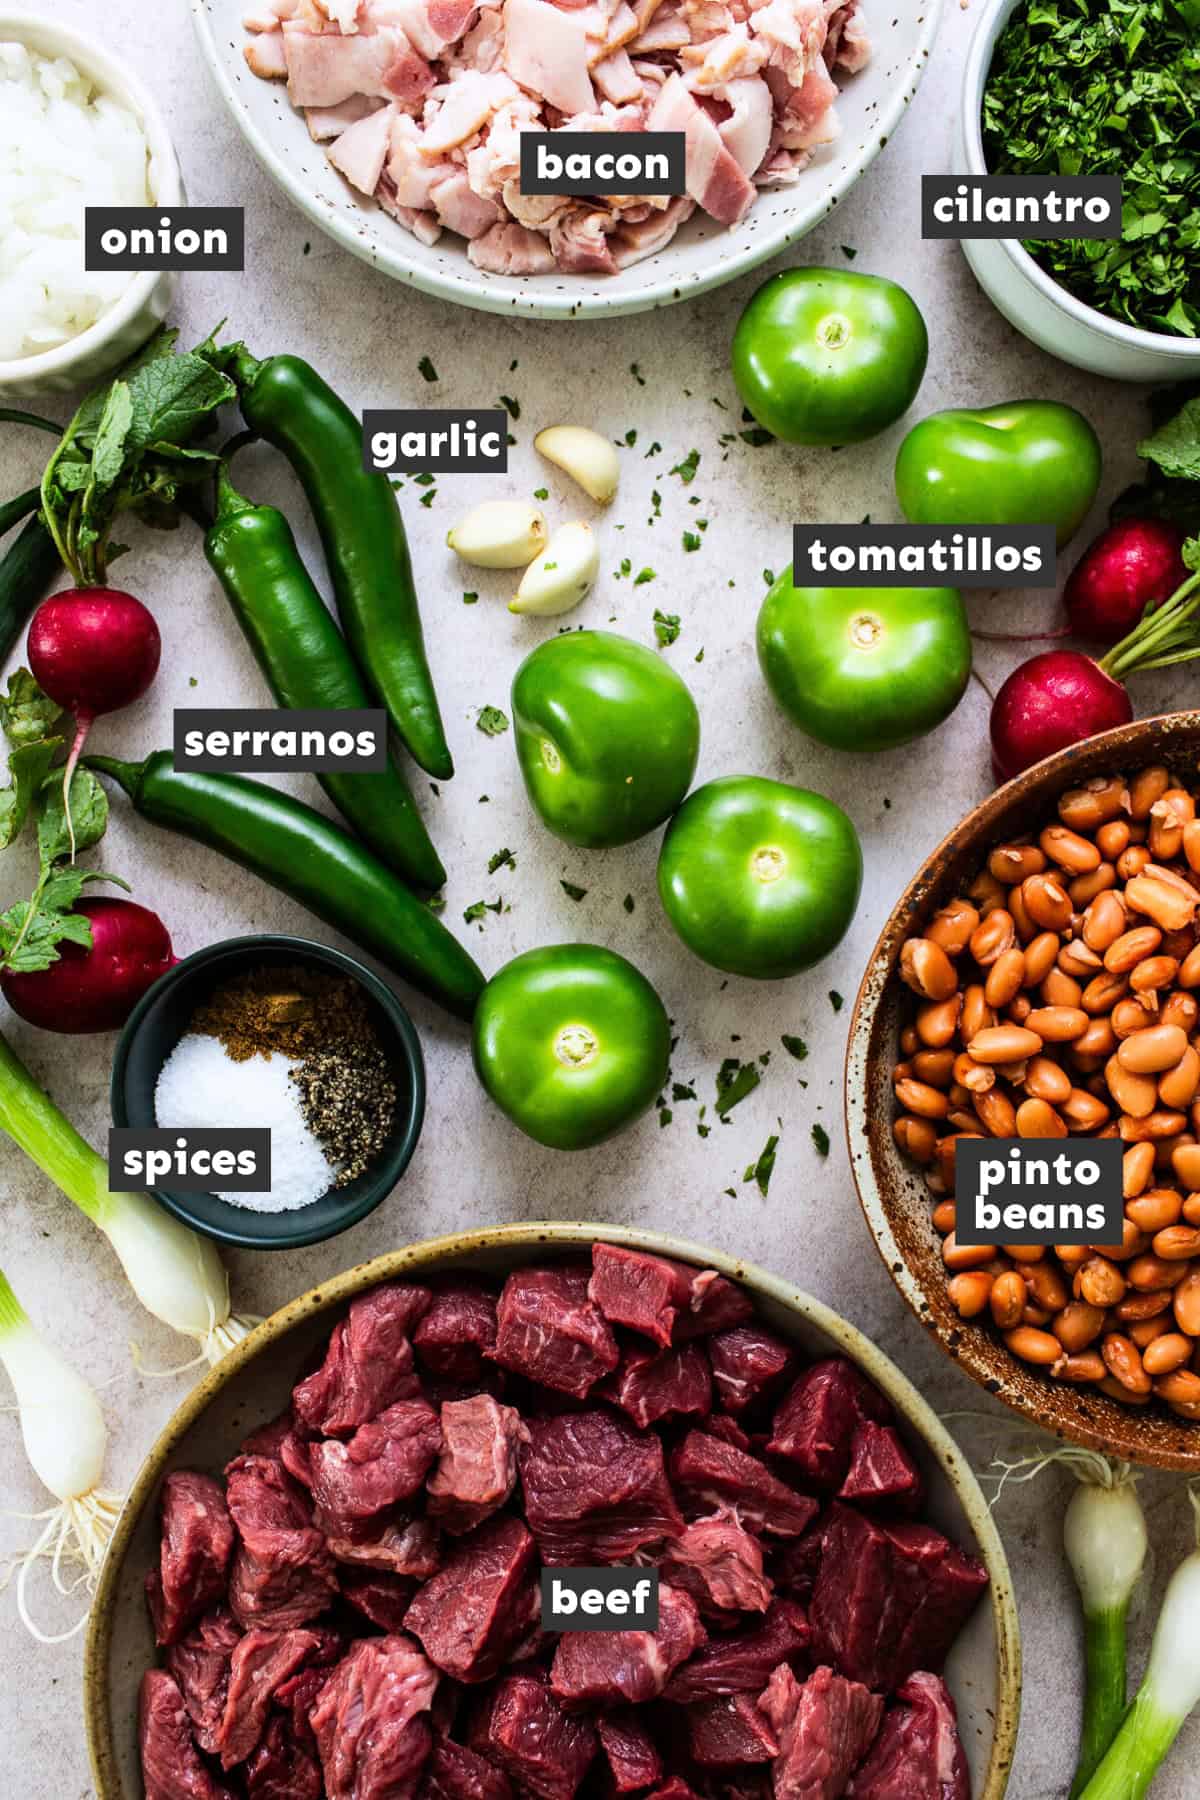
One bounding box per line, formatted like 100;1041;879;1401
1052;1303;1106;1352
1126;1189;1183;1234
1143;1333;1193;1376
948;1272;993;1318
1102;1334;1153;1395
1004;1326;1063;1366
1021;873;1073;933
1054;1352;1107;1383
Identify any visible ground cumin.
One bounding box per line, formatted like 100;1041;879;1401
193;964;375;1061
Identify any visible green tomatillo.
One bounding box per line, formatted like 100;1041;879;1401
658;776;862;979
511;630;700;848
757;573;971;752
894;401;1102;548
472;944;671;1150
731;268;929;446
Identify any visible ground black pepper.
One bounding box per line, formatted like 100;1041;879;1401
289;1043;397;1187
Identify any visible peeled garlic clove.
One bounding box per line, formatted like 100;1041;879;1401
447;501;548;569
534;425;620;505
510;521;599;617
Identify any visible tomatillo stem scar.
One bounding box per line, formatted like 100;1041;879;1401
555;1024;599;1068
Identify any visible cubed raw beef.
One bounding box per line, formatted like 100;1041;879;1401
706;1413;754;1454
241;1415;299;1460
165;1609;242;1756
848;1671;969;1800
139;1669;236;1800
838;1422;922;1511
415;1281;499;1384
422;1734;515;1800
688;1694;780;1767
645;1781;702;1800
470;1671;598;1800
341;1568;417;1631
709;1326;796;1415
428;1395;527;1534
768;1362;892;1491
520;1410;684;1564
676;1271;754;1340
670;1432;818;1538
809;1506;988;1693
327;1510;442;1576
588;1244;697;1345
244;1714;323;1800
604;1343;713;1428
550;1582;706;1707
275;1665;331;1750
147;1472;236;1647
225;1454;337;1631
758;1664;883;1800
217;1625;320;1767
311;1635;438;1800
771;1520;827;1603
660;1510;773;1618
491;1265;619;1397
309;1398;442;1523
294;1282;432;1437
406;1515;537;1682
664;1598;809;1703
597;1711;663;1792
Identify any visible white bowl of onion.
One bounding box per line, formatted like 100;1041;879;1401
0;11;183;395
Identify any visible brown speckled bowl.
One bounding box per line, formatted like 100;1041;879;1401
84;1223;1020;1798
847;711;1200;1472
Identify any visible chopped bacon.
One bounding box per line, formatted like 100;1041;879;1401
327;101;395;191
646;71;755;223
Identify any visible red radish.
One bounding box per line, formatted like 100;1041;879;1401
1064;517;1189;645
0;898;175;1033
27;588;161;858
990;543;1200;782
990;651;1132;782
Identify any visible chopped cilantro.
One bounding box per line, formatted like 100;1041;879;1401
417;355;438;382
631;362;646;386
653;610;681;647
745;1134;779;1196
762;569;775;586
840;244;857;260
682;531;702;553
560;879;588;901
413;472;435;485
694;647;704;663
487;847;515;874
715;1058;760;1117
426;893;446;914
634;567;656;587
829;990;844;1012
499;395;520;419
533;486;548;500
623;893;635;913
781;1034;808;1061
625;428;638;446
659;1106;673;1127
672;1081;696;1102
644;440;662;458
616;557;632;579
811;1123;830;1157
476;706;509;735
670;448;700;484
418;489;436;507
463;591;478;604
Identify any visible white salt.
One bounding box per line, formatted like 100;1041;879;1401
154;1034;337;1212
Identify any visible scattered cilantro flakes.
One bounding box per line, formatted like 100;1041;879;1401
653;610;681;647
625;429;638;446
659;1106;673;1127
463;591;478;604
745;1134;779;1196
840;244;857;260
644;440;662;458
651;490;662;517
426;893;446;914
463;899;494;924
829;990;844;1012
694;648;704;663
476;706;509;736
487;847;515;874
811;1123;831;1157
724;1186;736;1198
560;879;588;902
533;486;549;500
672;1081;696;1102
188;675;198;687
413;472;435;485
631;362;646;386
670;448;700;484
623;893;635;913
634;567;656;586
417;355;438;382
762;569;775;586
615;557;632;579
715;1058;760;1117
419;489;436;507
499;395;520;419
682;531;702;553
781;1034;808;1061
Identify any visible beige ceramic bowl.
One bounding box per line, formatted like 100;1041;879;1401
0;11;183;395
847;712;1200;1471
84;1222;1020;1799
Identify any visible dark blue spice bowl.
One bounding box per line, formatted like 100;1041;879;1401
110;933;425;1250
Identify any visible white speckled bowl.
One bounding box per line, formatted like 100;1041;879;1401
189;0;942;319
84;1222;1019;1798
0;10;183;395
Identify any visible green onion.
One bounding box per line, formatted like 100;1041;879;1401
0;1029;256;1364
0;1264;121;1640
1080;1490;1200;1800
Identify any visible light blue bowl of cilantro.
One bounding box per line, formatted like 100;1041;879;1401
957;0;1200;382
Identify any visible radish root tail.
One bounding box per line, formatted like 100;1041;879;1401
60;713;93;865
